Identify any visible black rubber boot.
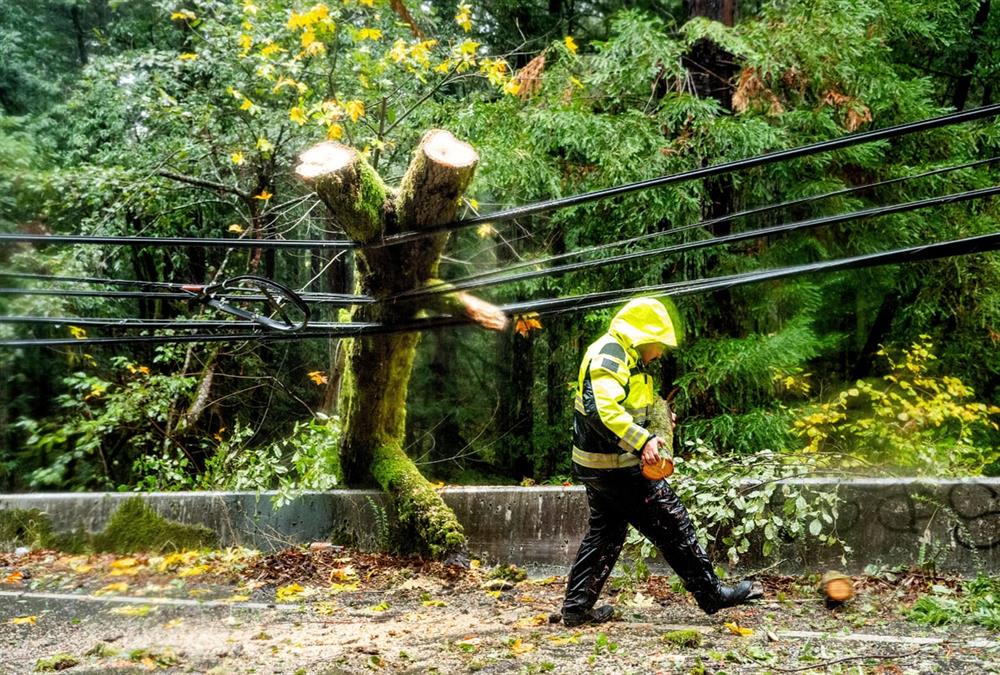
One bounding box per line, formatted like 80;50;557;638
562;604;615;627
700;580;764;615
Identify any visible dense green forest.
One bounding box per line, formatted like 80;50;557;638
1;0;998;506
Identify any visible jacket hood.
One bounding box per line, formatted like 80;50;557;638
609;298;679;350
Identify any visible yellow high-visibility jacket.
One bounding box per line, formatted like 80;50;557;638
572;298;678;470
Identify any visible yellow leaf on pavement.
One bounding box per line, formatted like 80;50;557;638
9;615;37;625
177;565;210;578
276;583;306;602
94;582;129;596
509;638;535;655
110;605;155;617
723;621;754;636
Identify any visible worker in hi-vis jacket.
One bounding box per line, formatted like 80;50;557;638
560;297;762;627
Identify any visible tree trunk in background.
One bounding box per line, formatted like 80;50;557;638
498;328;535;480
69;4;89;66
952;0;991;110
684;0;740;338
297;131;482;559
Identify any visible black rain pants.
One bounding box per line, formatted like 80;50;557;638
562;464;724;615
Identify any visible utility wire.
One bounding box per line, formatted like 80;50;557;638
376;103;1000;247
0;316;376;331
0;272;190;289
5;181;998;309
5;230;997;347
0;288;371;305
2;104;998;252
5;155;996;305
424;155;1000;289
391;183;1000;298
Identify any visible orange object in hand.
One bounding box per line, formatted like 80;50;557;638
641;456;674;480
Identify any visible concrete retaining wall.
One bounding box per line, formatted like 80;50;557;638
2;479;999;574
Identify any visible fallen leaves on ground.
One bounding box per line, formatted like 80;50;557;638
9;615;37;625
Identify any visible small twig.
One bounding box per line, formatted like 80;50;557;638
772;648;924;673
742;558;786;578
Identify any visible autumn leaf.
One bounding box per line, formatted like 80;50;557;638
476;223;495;238
516;614;549;628
329;582;359;594
344;100;365;122
254;190;273;201
369;601;391;612
527;576;560;586
230;151;245;165
228;224;244;234
723;621;754;636
289;106;308;125
69;326;87;339
329;566;357;582
158;551;199;573
355;27;382;41
547;632;581;646
4;570;24;584
9;615;37;625
94;582;129;596
327;124;344;140
276;583;306;602
110;605;155;617
177;565;210;578
170;10;196;21
564;36;578;54
455;2;472;31
422;599;447;607
178;52;198;61
308;370;329;386
514;313;543;337
509;638;535;655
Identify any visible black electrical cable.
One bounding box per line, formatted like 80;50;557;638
5;230;997;347
399;183;1000;298
9;156;995;307
0;272;190;289
422;155;1000;290
2;104;998;252
0;287;372;305
4;182;996;311
377;103;1000;247
521;230;1000;316
0;233;352;250
0;316;377;330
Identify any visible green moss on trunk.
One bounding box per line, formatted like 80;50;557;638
371;441;465;558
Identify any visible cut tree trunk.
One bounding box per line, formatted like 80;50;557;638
296;130;485;560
